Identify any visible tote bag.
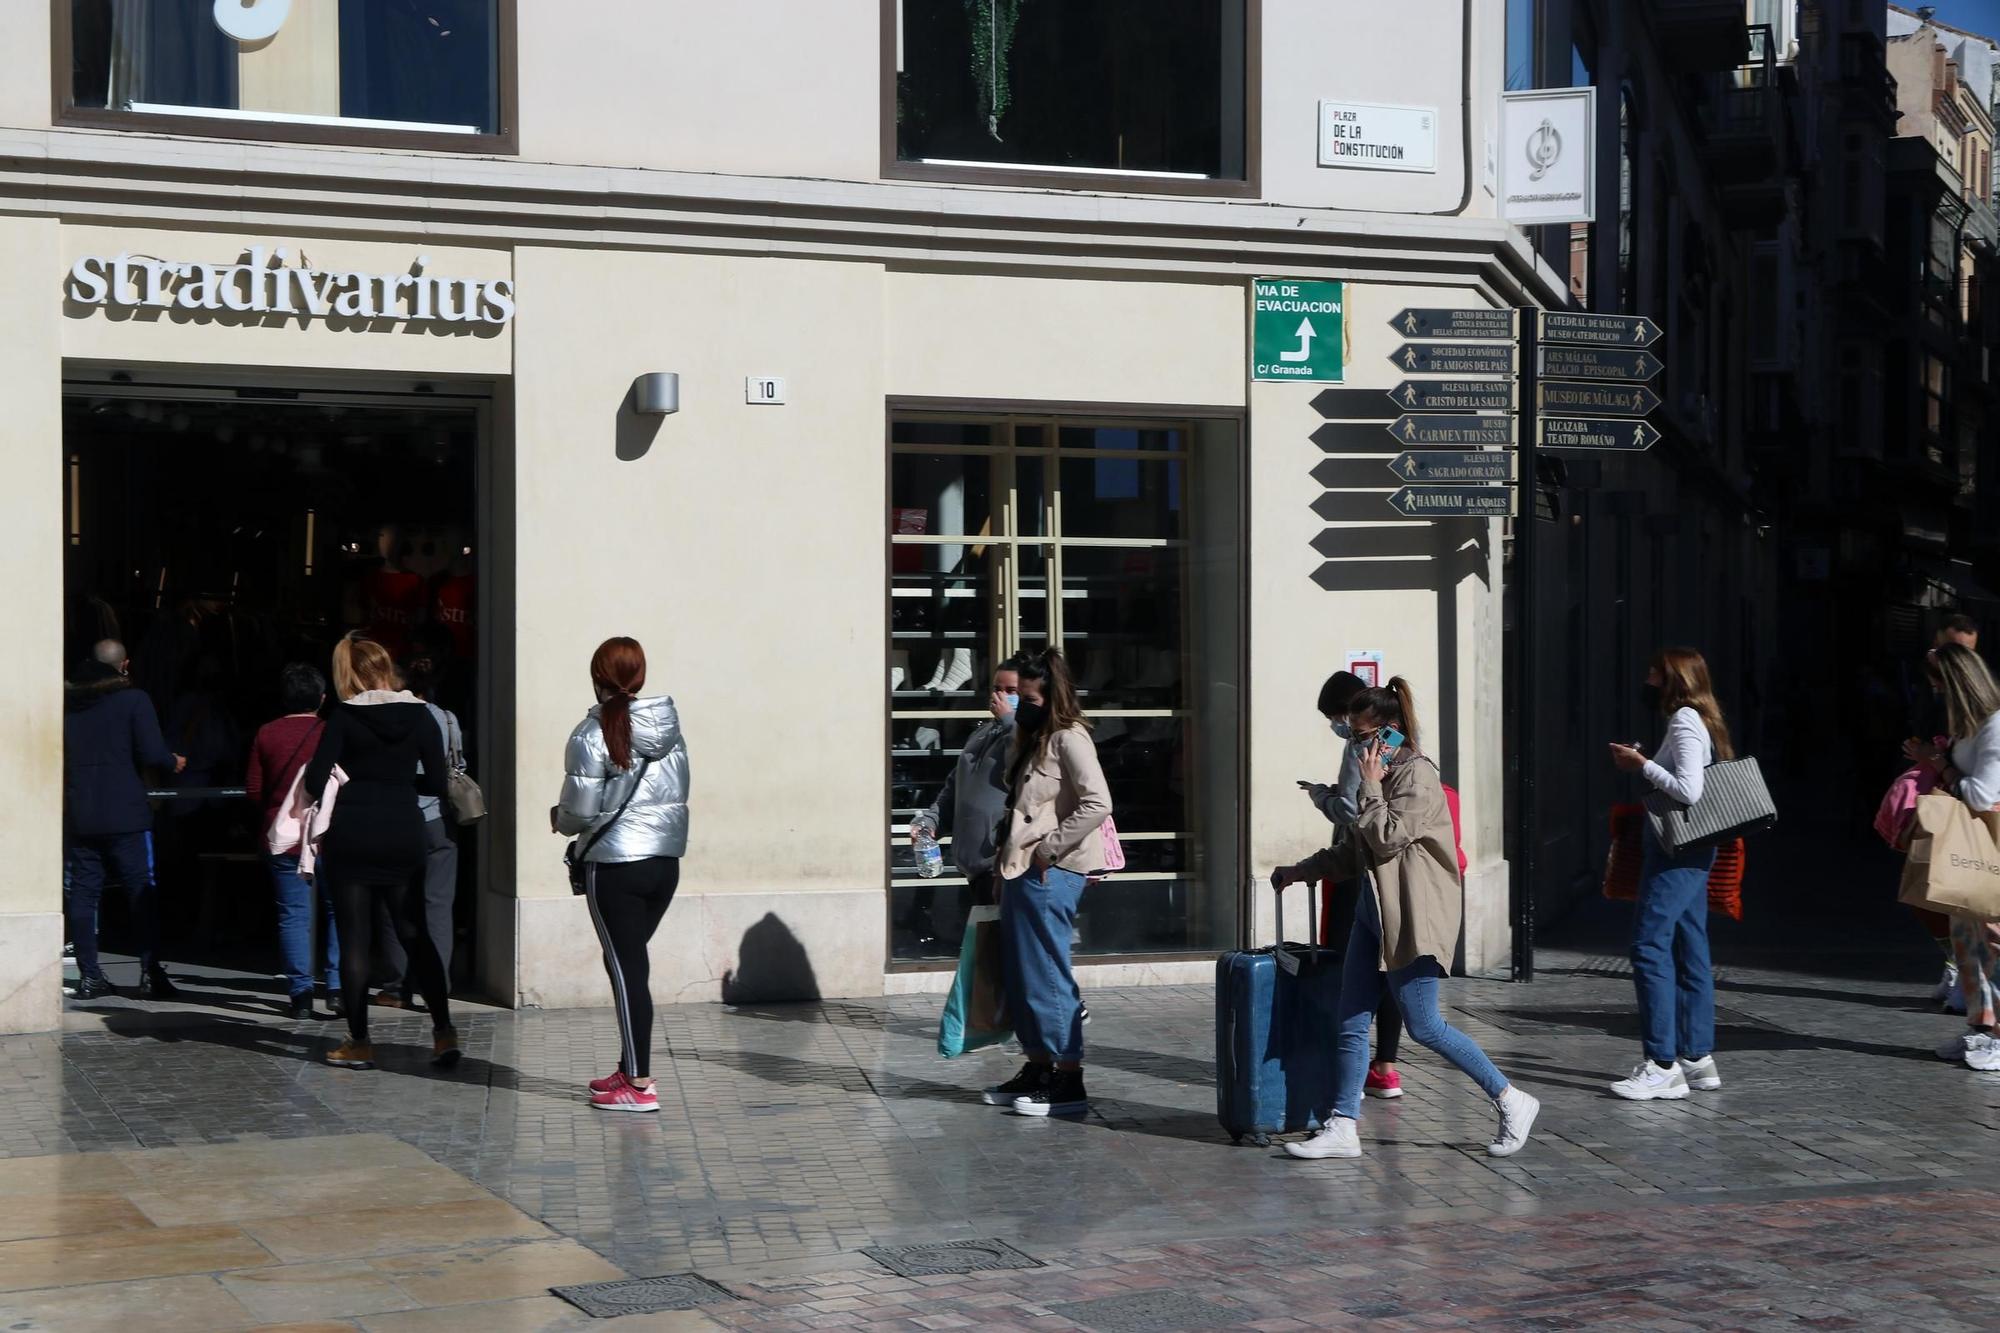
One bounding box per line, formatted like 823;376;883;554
1643;756;1777;854
937;906;1010;1058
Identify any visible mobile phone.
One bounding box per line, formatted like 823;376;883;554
1378;727;1406;758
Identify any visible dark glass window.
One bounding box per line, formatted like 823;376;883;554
69;0;500;136
895;0;1247;179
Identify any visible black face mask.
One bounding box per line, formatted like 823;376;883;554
1641;683;1664;715
1014;701;1048;736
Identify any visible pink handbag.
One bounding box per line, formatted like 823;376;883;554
1876;763;1939;850
278;764;346;876
1096;815;1126;875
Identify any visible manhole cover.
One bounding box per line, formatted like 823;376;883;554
550;1273;738;1318
1050;1289;1239;1332
861;1237;1044;1278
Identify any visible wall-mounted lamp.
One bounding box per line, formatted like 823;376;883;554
634;372;680;416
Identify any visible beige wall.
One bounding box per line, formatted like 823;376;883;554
0;217;66;1032
0;3;49;131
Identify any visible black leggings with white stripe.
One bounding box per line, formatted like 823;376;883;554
585;856;680;1079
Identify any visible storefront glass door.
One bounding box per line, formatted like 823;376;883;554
887;411;1243;964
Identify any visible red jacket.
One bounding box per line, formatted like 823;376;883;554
246;715;324;855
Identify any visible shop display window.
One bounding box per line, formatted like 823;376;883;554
888;412;1244;964
888;0;1254;193
60;0;513;149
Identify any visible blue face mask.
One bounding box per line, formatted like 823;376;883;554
1330;720;1352;739
1002;692;1020;713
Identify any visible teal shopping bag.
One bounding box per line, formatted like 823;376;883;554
938;906;1010;1058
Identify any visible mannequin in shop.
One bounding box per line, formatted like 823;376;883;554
352;524;427;662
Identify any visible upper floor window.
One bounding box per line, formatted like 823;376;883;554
887;0;1253;195
60;0;515;152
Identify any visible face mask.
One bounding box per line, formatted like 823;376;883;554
1330;720;1352;739
1002;692;1020;713
1014;701;1047;735
1641;683;1664;714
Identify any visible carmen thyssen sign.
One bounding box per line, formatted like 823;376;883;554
66;248;515;325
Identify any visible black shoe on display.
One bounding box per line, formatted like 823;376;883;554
71;973;116;1001
289;996;317;1021
1012;1068;1088;1117
981;1061;1051;1106
138;967;179;1001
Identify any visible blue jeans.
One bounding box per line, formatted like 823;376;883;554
1333;884;1508;1120
1631;835;1718;1063
268;854;340;999
66;832;158;977
1001;865;1086;1063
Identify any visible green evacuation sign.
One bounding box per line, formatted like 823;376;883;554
1252;278;1344;383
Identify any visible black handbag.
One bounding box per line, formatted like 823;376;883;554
564;758;651;894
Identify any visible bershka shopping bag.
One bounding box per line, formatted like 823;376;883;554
938;906;1010;1058
1900;793;2000;919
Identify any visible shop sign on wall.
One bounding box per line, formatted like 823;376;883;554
1251;277;1343;383
1498;87;1596;225
65;247;516;325
1317;101;1438;174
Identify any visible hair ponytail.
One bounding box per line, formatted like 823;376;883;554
1352;676;1421;751
589;636;648;770
1387;677;1420;751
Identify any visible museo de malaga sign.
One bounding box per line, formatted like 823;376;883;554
66;247;516;325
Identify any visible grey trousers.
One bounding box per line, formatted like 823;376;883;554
376;819;458;995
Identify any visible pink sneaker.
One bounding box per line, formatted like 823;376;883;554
588;1069;628;1095
1364;1067;1404;1099
591;1078;659;1113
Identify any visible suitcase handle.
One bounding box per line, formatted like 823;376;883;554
1262;872;1321;969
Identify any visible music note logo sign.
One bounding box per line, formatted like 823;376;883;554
1526;118;1562;182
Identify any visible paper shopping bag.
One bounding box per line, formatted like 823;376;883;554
937;906;1010;1058
1900;793;2000;919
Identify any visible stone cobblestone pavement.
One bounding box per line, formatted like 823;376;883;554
8;894;2000;1327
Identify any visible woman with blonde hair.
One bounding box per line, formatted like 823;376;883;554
1905;642;2000;1068
1608;648;1734;1100
303;633;456;1071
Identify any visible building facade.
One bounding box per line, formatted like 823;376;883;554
0;1;1562;1033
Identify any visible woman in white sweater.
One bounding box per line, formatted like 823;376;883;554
1906;643;2000;1069
1607;648;1735;1101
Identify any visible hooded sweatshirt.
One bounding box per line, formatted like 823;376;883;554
557;695;690;862
64;662;176;837
301;690;447;880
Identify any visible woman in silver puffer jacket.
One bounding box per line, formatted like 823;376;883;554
553;636;689;1111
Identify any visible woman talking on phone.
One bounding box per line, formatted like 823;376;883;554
1607;648;1733;1101
1274;679;1538;1160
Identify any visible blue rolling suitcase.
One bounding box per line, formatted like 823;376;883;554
1216;876;1343;1146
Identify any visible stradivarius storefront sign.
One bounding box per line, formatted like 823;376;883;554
66;247;515;325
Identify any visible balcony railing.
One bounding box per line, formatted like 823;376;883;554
1838;32;1899;123
1698;25;1785;203
1650;0;1756;72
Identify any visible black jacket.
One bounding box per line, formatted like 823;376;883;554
64;665;175;838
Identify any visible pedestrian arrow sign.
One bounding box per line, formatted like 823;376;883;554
1387;379;1514;412
1391;342;1514;376
1388;451;1514;483
1538;381;1660;416
1538;417;1661;451
1252;277;1344;382
1387;414;1517;447
1539;311;1662;347
1388;308;1515;340
1387;485;1515;518
1538;346;1662;382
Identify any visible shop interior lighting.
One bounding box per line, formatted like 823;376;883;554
67;454;81;545
303;508;316;577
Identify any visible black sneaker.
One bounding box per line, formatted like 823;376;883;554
71;973;116;1001
981;1061;1051;1106
138;967;180;1001
1013;1068;1088;1117
288;996;317;1022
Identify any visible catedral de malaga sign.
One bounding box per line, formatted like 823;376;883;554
66;247;516;325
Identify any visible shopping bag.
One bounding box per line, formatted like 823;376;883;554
1603;803;1745;920
1899;793;2000;919
937;906;1009;1058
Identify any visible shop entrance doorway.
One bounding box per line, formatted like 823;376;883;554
61;377;489;1011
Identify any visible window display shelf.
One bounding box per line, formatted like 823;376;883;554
891;631;979;640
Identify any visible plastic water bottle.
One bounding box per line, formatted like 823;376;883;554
914;827;944;879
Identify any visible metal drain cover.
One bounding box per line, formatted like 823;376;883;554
1050;1289;1239;1332
861;1237;1044;1277
550;1272;738;1318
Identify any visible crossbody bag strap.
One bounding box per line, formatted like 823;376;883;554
578;757;651;859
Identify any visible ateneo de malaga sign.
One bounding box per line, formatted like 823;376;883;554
66;246;516;325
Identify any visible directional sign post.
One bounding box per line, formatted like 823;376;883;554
1387;379;1514;412
1252;277;1344;382
1391;342;1515;376
1539;311;1661;347
1538;346;1663;383
1538;381;1660;417
1538;417;1661;451
1387;414;1517;448
1386;485;1515;518
1388;451;1514;483
1389;308;1515;340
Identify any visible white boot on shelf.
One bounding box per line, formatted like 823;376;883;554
891;666;906;692
913;726;942;753
925;647;973;692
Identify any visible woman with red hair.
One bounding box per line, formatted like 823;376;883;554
553;637;690;1112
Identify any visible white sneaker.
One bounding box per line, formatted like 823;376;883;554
1610;1060;1689;1101
1284;1117;1362;1159
1968;1035;2000;1072
1679;1055;1722;1092
1935;962;1962;1006
1488;1086;1540;1158
1936;1031;1982;1063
